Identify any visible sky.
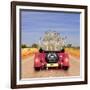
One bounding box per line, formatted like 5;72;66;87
21;10;80;47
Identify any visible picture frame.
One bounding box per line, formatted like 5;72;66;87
11;1;88;89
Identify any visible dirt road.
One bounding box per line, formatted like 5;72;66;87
21;55;80;79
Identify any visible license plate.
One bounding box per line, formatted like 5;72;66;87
47;63;58;67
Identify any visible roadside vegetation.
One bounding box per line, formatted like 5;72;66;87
21;44;80;59
65;47;80;59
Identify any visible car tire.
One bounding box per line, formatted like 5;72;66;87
34;67;41;71
63;66;69;70
58;65;61;69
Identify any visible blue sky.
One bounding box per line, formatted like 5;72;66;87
21;10;80;46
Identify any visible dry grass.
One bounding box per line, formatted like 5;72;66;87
21;48;38;59
21;47;80;59
65;48;80;59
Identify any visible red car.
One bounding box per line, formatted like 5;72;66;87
34;48;69;71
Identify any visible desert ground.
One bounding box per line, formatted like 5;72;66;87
21;48;80;79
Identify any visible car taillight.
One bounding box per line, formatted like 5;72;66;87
35;59;39;63
65;58;68;62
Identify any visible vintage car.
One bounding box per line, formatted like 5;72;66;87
34;48;69;71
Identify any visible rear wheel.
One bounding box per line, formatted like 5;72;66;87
34;67;41;71
58;64;61;69
63;66;69;70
